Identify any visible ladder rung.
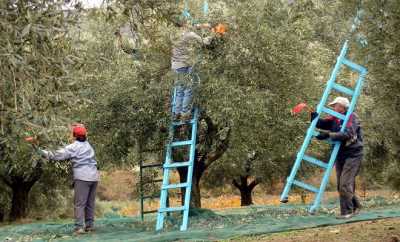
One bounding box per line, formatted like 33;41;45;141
142;179;163;184
143;210;158;214
141;162;163;168
332;83;354;96
162;183;189;189
158;206;185;213
164;162;191;168
303;155;328;169
321;107;346;120
342;58;367;73
171;140;192;147
173;119;195;126
293;180;319;193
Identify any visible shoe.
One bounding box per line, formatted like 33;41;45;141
181;112;192;122
73;227;86;235
353;207;361;215
174;114;181;121
336;213;353;219
85;226;95;233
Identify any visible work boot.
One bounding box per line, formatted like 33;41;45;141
85;226;95;233
174;114;181;121
336;213;353;219
181;112;192;122
73;227;86;235
353;206;361;215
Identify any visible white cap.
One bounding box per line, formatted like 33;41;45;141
329;97;350;108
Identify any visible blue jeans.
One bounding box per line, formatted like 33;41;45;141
173;67;193;115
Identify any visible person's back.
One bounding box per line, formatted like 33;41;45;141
65;141;98;182
171;30;203;71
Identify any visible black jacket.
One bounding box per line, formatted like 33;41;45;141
316;113;363;159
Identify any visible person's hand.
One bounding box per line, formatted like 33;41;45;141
310;112;318;122
316;130;330;140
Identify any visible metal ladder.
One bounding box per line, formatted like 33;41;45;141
280;40;368;213
156;82;199;231
139;158;163;221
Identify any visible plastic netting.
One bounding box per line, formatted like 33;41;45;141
1;197;399;242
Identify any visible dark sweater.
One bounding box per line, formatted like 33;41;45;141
316;113;363;159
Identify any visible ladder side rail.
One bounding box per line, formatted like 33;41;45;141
180;108;199;231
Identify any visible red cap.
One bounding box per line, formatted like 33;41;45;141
72;125;87;137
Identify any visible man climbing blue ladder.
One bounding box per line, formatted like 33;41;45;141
280;40;368;215
156;1;210;231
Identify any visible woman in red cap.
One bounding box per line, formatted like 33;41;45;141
38;124;99;234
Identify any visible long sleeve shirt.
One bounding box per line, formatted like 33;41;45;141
40;141;99;182
171;31;211;70
316;113;363;159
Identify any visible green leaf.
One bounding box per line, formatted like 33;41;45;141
21;24;31;38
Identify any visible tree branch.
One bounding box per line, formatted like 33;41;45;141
232;179;241;189
0;174;12;187
248;178;260;191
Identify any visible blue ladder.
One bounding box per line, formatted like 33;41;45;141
156;85;199;231
280;40;367;213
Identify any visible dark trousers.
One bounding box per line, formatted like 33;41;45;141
335;155;362;215
74;180;98;228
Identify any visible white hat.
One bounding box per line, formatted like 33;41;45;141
329;97;350;108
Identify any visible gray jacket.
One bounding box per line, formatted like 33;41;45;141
40;141;99;182
171;31;211;70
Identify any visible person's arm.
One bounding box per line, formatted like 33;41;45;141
329;114;358;142
185;32;211;45
39;143;76;161
311;112;334;130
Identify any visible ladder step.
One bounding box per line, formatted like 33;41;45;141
141;162;163;168
303;155;328;169
173;119;195;126
171;140;192;147
332;83;354;96
342;58;367;73
321;107;346;120
143;210;159;214
164;162;191;168
293;180;319;193
158;206;185;213
162;183;189;189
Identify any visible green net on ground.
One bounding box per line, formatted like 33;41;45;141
1;197;399;242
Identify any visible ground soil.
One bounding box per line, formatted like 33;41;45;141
236;218;400;242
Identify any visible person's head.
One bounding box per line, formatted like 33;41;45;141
71;123;87;142
329;97;350;114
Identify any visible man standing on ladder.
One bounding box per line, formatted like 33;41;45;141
171;16;211;121
311;96;363;219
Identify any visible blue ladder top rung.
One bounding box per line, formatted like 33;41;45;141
341;58;367;74
321;107;346;120
159;206;186;213
332;83;355;96
164;162;191;168
170;140;192;147
172;119;196;126
303;155;328;169
293;180;319;193
162;183;189;190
